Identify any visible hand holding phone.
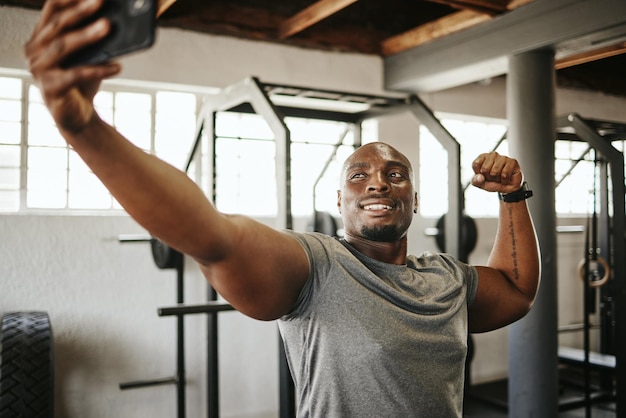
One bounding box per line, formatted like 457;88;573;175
62;0;157;68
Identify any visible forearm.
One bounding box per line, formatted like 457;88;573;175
469;152;541;331
487;199;540;299
62;114;233;261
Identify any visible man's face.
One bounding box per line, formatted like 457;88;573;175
337;143;418;242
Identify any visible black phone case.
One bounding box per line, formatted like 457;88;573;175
62;0;156;68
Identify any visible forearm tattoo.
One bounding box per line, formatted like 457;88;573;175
507;205;520;281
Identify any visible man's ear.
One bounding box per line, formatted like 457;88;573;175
337;190;342;214
413;192;419;214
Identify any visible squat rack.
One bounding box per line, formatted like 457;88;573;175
555;114;626;415
153;76;466;417
187;76;465;258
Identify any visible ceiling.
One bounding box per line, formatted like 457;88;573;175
6;0;626;97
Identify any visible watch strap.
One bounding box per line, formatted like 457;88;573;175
498;182;533;203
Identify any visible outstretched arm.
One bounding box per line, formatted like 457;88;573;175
24;0;310;321
468;152;540;333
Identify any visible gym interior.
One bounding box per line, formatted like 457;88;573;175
1;1;626;417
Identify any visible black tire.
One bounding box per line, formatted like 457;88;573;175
0;311;54;418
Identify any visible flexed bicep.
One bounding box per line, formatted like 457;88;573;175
469;266;536;333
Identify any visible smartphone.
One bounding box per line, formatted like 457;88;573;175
62;0;157;68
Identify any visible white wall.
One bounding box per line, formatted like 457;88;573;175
2;5;626;417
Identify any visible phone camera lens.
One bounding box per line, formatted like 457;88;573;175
132;0;147;13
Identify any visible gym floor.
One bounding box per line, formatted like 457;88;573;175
463;367;616;417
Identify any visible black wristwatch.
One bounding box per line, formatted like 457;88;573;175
498;182;533;203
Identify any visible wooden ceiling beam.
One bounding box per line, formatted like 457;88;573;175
556;42;626;69
426;0;509;15
506;0;534;9
277;0;359;40
381;0;533;56
381;10;490;56
157;0;177;17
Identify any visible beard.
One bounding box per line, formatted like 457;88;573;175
360;223;403;242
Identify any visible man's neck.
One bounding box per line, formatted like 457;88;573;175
343;234;408;265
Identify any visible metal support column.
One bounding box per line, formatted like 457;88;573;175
507;50;559;417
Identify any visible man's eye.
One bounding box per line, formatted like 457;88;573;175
350;173;366;179
390;172;404;178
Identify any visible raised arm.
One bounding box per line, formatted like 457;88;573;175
24;0;310;321
468;152;541;333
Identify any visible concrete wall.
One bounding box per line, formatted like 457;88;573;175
2;5;626;417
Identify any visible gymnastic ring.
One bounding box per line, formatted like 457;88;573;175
577;256;610;288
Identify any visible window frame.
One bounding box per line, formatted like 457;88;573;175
419;112;614;218
0;70;209;215
3;69;616;218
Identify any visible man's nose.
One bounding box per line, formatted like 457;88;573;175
367;173;389;191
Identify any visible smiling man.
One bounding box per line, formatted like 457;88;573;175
339;142;417;256
24;0;540;415
278;142;540;416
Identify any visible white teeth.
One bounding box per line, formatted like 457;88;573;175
364;204;392;210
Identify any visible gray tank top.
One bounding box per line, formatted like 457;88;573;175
279;232;478;417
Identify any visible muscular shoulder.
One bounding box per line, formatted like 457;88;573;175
283;231;343;262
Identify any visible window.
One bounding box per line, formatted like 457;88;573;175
0;72;199;213
419;113;616;218
419;115;508;217
1;71;373;218
555;140;598;215
5;70;606;219
0;76;22;212
213;112;366;217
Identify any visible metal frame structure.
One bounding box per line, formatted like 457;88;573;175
155;76;464;418
116;235;188;418
189;77;464;263
556;113;626;415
